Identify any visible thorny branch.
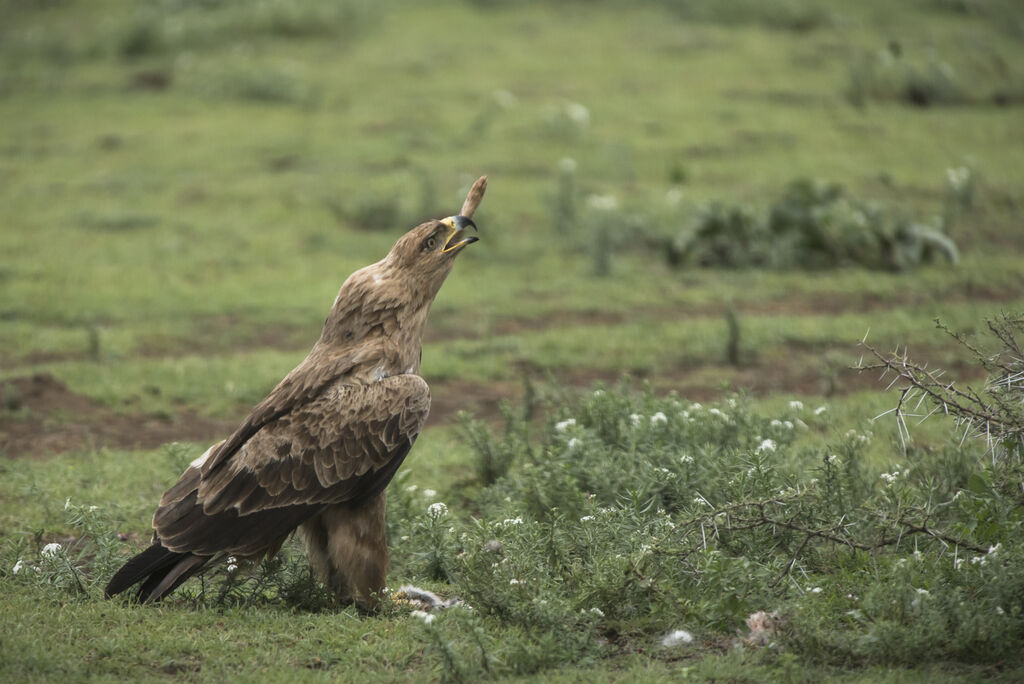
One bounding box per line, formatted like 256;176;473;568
854;313;1024;462
658;493;989;565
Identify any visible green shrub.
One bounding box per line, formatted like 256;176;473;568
668;178;959;271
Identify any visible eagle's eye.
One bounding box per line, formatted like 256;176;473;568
423;235;438;251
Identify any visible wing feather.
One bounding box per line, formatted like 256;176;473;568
152;374;430;556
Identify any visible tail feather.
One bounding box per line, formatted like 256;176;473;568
105;542;209;603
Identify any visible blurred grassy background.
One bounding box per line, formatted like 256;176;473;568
1;0;1023;475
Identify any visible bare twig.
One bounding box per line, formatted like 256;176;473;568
461;176;488;219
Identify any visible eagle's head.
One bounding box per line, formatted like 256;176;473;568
318;179;486;359
385;215;478;288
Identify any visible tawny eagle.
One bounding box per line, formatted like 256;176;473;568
105;177;487;608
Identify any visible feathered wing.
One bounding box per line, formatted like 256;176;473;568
105;373;430;602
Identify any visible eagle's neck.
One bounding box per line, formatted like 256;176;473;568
313;260;439;380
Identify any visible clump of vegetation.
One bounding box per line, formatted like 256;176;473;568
655;0;835;32
846;42;1024;108
668;178;959;271
174;54;323;106
1;0;389;64
541;101;591;141
846;45;967;108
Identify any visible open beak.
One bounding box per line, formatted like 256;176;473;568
440;215;479;254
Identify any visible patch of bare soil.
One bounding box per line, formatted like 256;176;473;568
0;374;236;459
426;282;1023;345
428;353;989;428
0;351;988;458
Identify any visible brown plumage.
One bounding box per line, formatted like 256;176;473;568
105;177;487;607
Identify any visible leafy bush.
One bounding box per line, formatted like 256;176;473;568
384;383;1019;677
846;42;1024;108
668;178;959;271
846;46;967;108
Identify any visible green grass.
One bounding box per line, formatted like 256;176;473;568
2;0;1024;680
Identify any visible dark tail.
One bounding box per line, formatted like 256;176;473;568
105;541;209;603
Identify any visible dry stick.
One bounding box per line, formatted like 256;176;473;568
460;175;488;219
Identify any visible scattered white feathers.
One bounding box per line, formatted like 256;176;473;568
659;629;695;647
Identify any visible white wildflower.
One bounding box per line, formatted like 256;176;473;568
503;517;523;526
509;578;524;585
810;587;822;594
954;557;966;570
680;454;694;464
493;89;517;108
826;454;840;465
708;408;727;420
559;157;577;174
770;419;782;428
650;412;668;426
64;497;72;511
555;418;576;432
405;484;418;493
946;166;971;192
580;515;595;522
12;560;25;574
915;588;930;596
427;502;448;520
589;607;605;617
566;102;590;125
593;389;604;396
988;544;1001;556
567;437;581;450
756;439;777;454
41;543;62;557
586;194;617;211
996;606;1005;615
689;402;702;410
814;405;827;416
629;413;642;427
659;629;694;647
783;420;794;430
789;401;804;411
423;489;437;498
411;610;435;624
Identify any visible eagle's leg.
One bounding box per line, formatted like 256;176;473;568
299;493;390;611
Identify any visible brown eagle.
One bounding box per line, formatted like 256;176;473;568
105;177;487;608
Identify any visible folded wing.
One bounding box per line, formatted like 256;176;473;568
154;373;430;557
